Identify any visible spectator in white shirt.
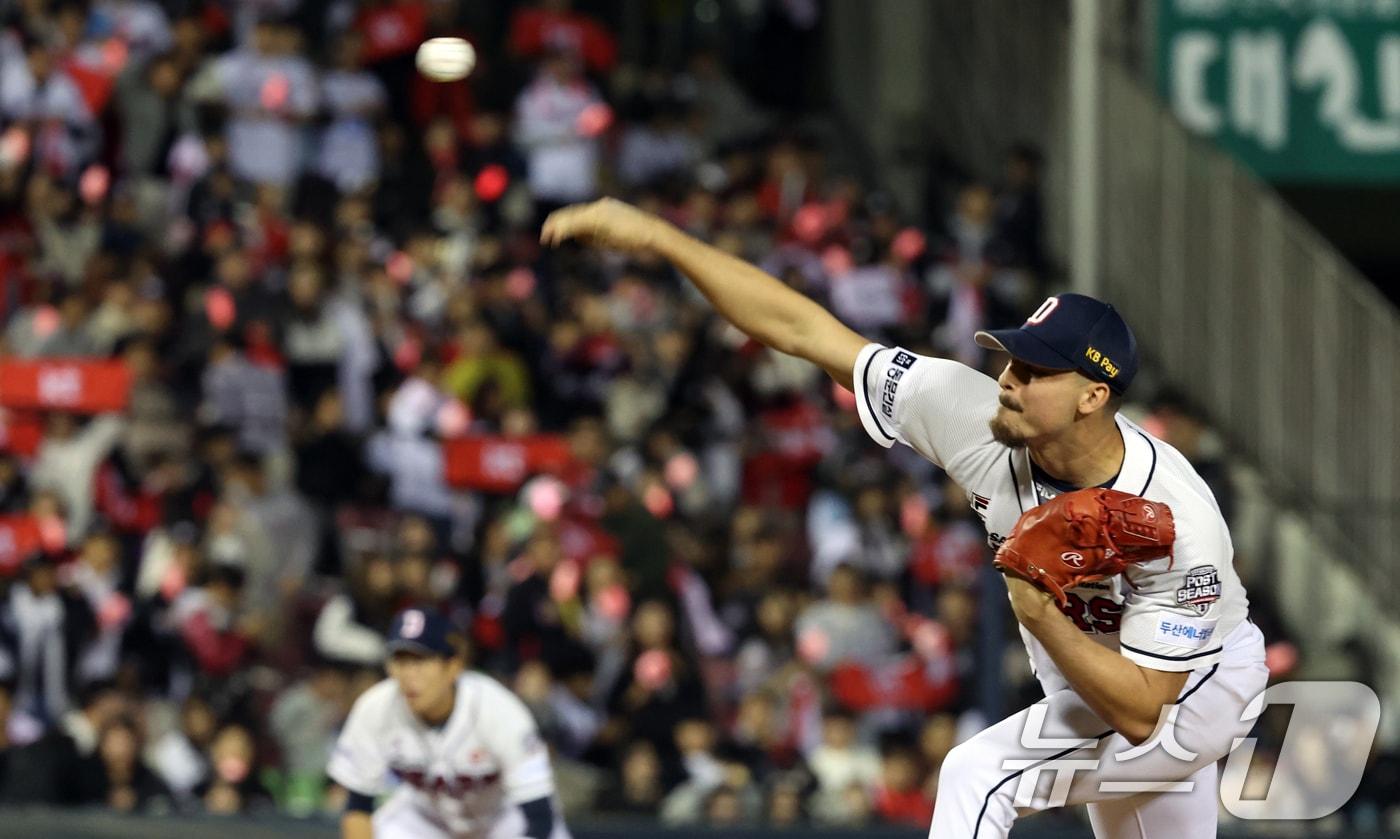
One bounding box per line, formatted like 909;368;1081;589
93;0;173;63
0;32;95;175
199;339;288;457
513;48;604;207
207;17;318;186
315;32;386;194
616;99;700;189
31;413;126;545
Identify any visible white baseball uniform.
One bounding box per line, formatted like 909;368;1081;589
853;344;1268;839
328;671;571;839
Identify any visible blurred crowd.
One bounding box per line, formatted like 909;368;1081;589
0;0;1390;833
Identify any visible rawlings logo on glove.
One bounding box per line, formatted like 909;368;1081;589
993;488;1176;606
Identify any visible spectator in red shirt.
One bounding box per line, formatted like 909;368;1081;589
871;746;933;827
171;562;256;679
508;0;617;75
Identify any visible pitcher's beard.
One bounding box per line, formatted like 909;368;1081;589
989;414;1029;449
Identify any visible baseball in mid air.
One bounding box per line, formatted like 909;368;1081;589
415;37;476;82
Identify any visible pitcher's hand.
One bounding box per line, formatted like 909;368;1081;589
540;198;671;255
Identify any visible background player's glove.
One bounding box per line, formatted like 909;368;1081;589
993;488;1175;606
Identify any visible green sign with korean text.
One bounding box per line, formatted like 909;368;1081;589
1157;0;1400;182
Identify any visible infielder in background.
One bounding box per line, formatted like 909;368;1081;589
542;199;1268;839
328;609;569;839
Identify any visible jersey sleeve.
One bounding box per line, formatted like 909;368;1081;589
1116;512;1228;672
479;681;556;805
852;344;1001;481
327;686;391;797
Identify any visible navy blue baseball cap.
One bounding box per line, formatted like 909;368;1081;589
975;293;1139;394
386;608;457;657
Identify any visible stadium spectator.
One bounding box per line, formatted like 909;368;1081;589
0;681;125;804
205;16;318;187
3;555;94;721
313;551;395;667
75;714;171;812
513;47;604;209
793;564;896;673
595;739;665;816
508;0;617;75
806;709;881;821
316;32;387;194
170;562;257;680
871;745;933;827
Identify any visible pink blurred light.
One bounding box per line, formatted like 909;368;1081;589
474;164;509;202
217;756;251;783
791;203;829;244
160;562;188;600
79;165;110;205
910;618;949;660
98;592;132;629
797;626;830;664
1265;641;1299;677
550;559;582;602
0;127;30;167
435;399;471;438
205;287;236;331
393;338;422;372
100;38;129;74
575;103;613;137
663;452;699;490
37;515;66;552
821;244;853;277
1140;415;1169;439
526;477;567;522
642;483;674;518
634;649;672;689
387;251;414;285
595;583;630;621
32;306;60;339
260;73;290;111
505;267;537;300
892;227;927;263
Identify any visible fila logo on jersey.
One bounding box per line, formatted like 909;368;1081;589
880;351;917;421
970;493;990;523
1060;551;1086;568
1176;565;1221;615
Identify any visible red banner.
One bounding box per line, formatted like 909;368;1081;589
0;359;132;412
0;410;43;456
443;435;572;492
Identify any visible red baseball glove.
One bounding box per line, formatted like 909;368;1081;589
993;488;1176;606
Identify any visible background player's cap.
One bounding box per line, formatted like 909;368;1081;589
974;293;1139;394
386;608;456;658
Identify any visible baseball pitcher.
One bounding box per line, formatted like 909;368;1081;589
541;199;1267;839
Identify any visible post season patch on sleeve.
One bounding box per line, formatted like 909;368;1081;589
880;351;916;422
1175;565;1221;615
